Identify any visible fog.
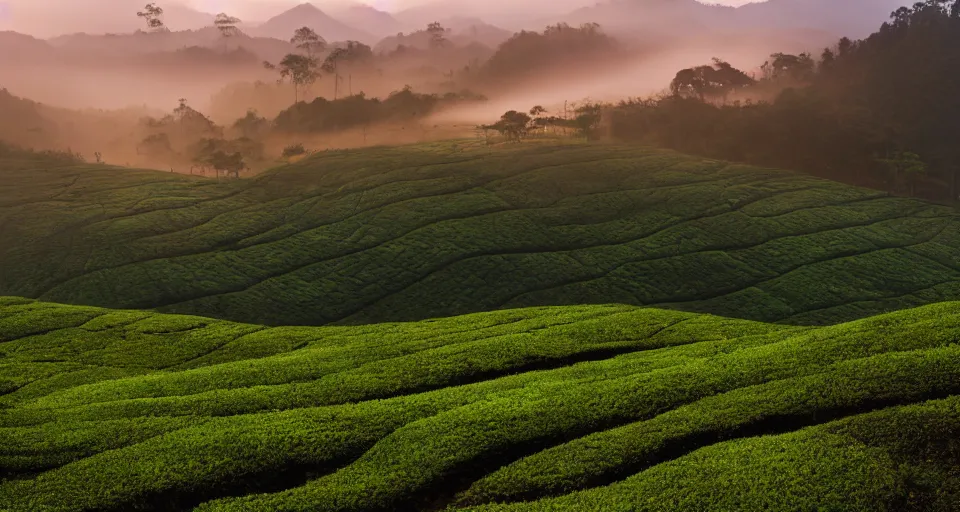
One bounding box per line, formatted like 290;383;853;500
0;0;910;176
0;30;827;172
0;1;756;38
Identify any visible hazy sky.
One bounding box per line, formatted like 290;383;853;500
354;0;756;9
186;0;760;13
0;0;765;38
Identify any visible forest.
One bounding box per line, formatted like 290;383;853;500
601;1;960;202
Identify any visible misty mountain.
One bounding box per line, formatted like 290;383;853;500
0;88;61;148
327;3;404;38
0;0;215;37
438;18;514;48
393;0;597;31
44;28;294;62
250;3;376;44
192;0;300;25
560;0;908;41
372;18;511;55
732;0;908;39
0;32;55;63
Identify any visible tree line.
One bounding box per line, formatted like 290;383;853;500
481;103;603;142
134;86;485;176
602;0;960;202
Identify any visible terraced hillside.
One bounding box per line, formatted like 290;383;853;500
1;297;959;511
2;141;960;326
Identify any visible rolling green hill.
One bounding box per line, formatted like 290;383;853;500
2;141;960;327
1;297;959;511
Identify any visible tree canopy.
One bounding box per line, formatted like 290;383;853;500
482;23;617;81
608;0;960;202
291;27;326;56
214;13;241;38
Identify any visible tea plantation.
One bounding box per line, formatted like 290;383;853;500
0;297;959;510
2;141;960;326
3;141;960;511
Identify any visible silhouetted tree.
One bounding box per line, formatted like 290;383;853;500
171;98;219;138
282;143;307;158
761;52;816;82
671;59;753;102
322;48;347;99
291;27;326;57
276;54;318;104
607;0;960;202
322;41;373;99
232;109;269;139
271;87;483;133
136;3;165;32
487;110;532;142
483;23;616;81
209;150;245;179
427;22;448;48
573;103;603;139
214;13;241;38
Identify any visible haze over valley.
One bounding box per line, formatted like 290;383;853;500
5;1;960;511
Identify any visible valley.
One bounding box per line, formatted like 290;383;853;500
3;1;960;510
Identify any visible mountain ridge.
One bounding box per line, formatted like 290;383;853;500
247;2;378;43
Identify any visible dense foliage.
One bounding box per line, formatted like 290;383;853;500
481;23;618;80
273;87;486;133
0;89;59;149
0;140;85;165
608;1;960;203
483;104;603;141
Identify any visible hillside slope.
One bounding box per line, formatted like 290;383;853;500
2;141;960;326
251;3;376;44
1;297;959;510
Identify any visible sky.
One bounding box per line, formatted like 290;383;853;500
0;0;763;38
186;0;760;14
348;0;756;9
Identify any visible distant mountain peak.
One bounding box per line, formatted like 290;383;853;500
285;3;325;14
254;0;376;43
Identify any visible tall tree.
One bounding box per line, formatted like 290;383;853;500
320;40;374;99
427;22;448;49
136;3;165;32
291;27;326;57
761;52;816;82
671;59;753;102
276;54;319;104
322;48;348;99
214;13;242;38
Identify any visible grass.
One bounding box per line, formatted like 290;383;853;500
0;298;959;511
2;140;960;326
